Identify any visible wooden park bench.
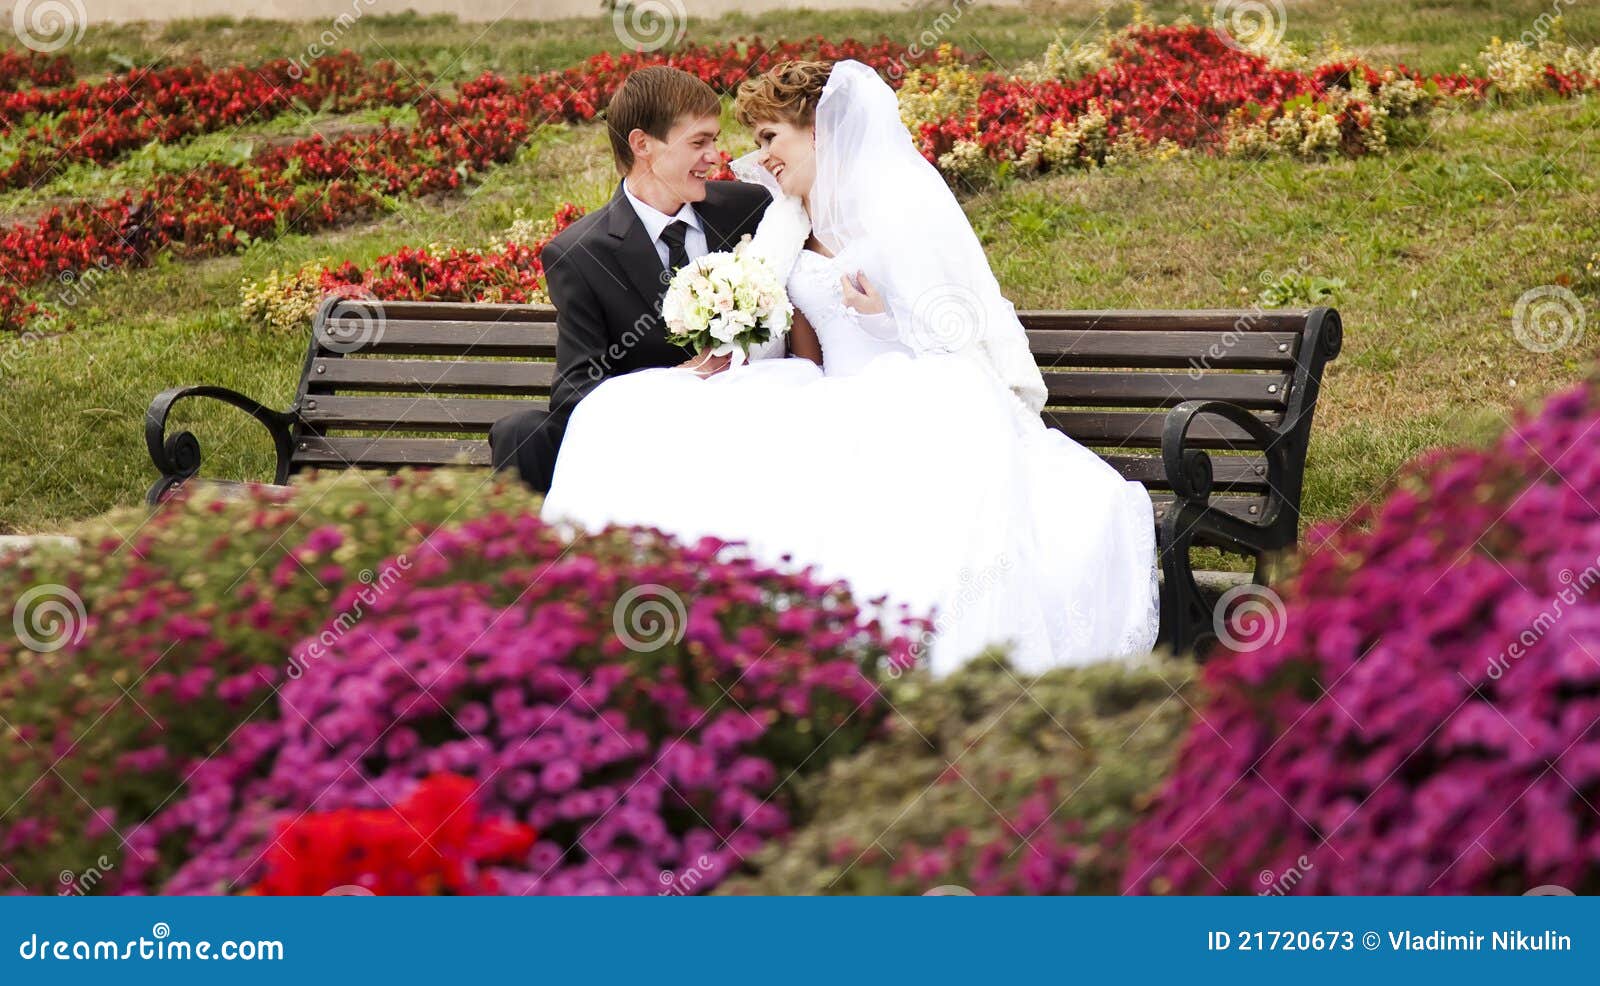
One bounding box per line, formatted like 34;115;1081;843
146;297;1342;655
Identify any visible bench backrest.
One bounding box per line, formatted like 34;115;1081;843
296;299;1342;527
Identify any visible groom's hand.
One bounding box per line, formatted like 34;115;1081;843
680;350;732;377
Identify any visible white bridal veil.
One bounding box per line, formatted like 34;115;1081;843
734;59;1048;415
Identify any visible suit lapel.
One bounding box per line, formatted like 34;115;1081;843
604;183;673;313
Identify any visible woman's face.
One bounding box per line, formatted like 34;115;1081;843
752;118;816;198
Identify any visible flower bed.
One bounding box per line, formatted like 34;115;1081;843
0;49;72;92
0;38;939;334
717;659;1190;895
0;469;924;895
0;471;531;895
7;21;1599;333
226;20;1600;327
0;53;421;190
137;512;920;895
1122;368;1600;895
906;22;1579;180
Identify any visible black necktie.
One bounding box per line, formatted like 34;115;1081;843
659;220;691;273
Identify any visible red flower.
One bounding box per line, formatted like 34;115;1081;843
250;773;535;896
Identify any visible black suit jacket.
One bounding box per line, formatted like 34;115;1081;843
489;179;772;491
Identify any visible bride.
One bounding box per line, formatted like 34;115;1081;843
540;59;1159;676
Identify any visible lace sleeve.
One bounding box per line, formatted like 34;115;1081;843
853;309;899;342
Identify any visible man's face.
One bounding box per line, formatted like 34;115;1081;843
632;113;722;206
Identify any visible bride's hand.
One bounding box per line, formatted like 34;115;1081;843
840;270;886;315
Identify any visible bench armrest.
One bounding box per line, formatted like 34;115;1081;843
145;386;298;504
1161;399;1291;530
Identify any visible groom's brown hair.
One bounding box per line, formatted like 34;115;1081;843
605;66;722;175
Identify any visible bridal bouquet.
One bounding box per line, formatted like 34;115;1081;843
661;242;792;366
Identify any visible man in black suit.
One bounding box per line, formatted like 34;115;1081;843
489;66;773;492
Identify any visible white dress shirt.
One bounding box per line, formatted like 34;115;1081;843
623;179;708;269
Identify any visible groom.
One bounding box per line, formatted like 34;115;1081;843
488;66;774;492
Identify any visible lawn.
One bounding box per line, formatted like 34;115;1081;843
1;0;1597;533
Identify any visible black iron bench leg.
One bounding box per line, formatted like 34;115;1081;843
1157;514;1213;656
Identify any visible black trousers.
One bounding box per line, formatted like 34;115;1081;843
488;406;560;494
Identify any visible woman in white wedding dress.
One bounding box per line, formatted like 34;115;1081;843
541;60;1159;676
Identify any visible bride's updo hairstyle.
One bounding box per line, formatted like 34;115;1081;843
733;60;832;129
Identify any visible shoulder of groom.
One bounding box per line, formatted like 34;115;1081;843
711;179;772;207
543;203;610;260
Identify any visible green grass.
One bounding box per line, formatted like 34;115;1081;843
53;1;1600;79
2;1;1598;532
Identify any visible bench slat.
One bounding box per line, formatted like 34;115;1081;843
300;396;542;431
315;315;1306;367
1027;330;1300;369
1043;409;1278;450
1041;370;1288;410
1021;310;1314;333
1151;493;1269;524
317;319;557;357
311;356;1288;408
301;400;1282;449
311;357;555;393
325;303;1310;334
292;436;493;468
326;301;556;323
1103;453;1271;492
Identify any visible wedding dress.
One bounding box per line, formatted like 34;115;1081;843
540;243;1160;675
539;61;1160;675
